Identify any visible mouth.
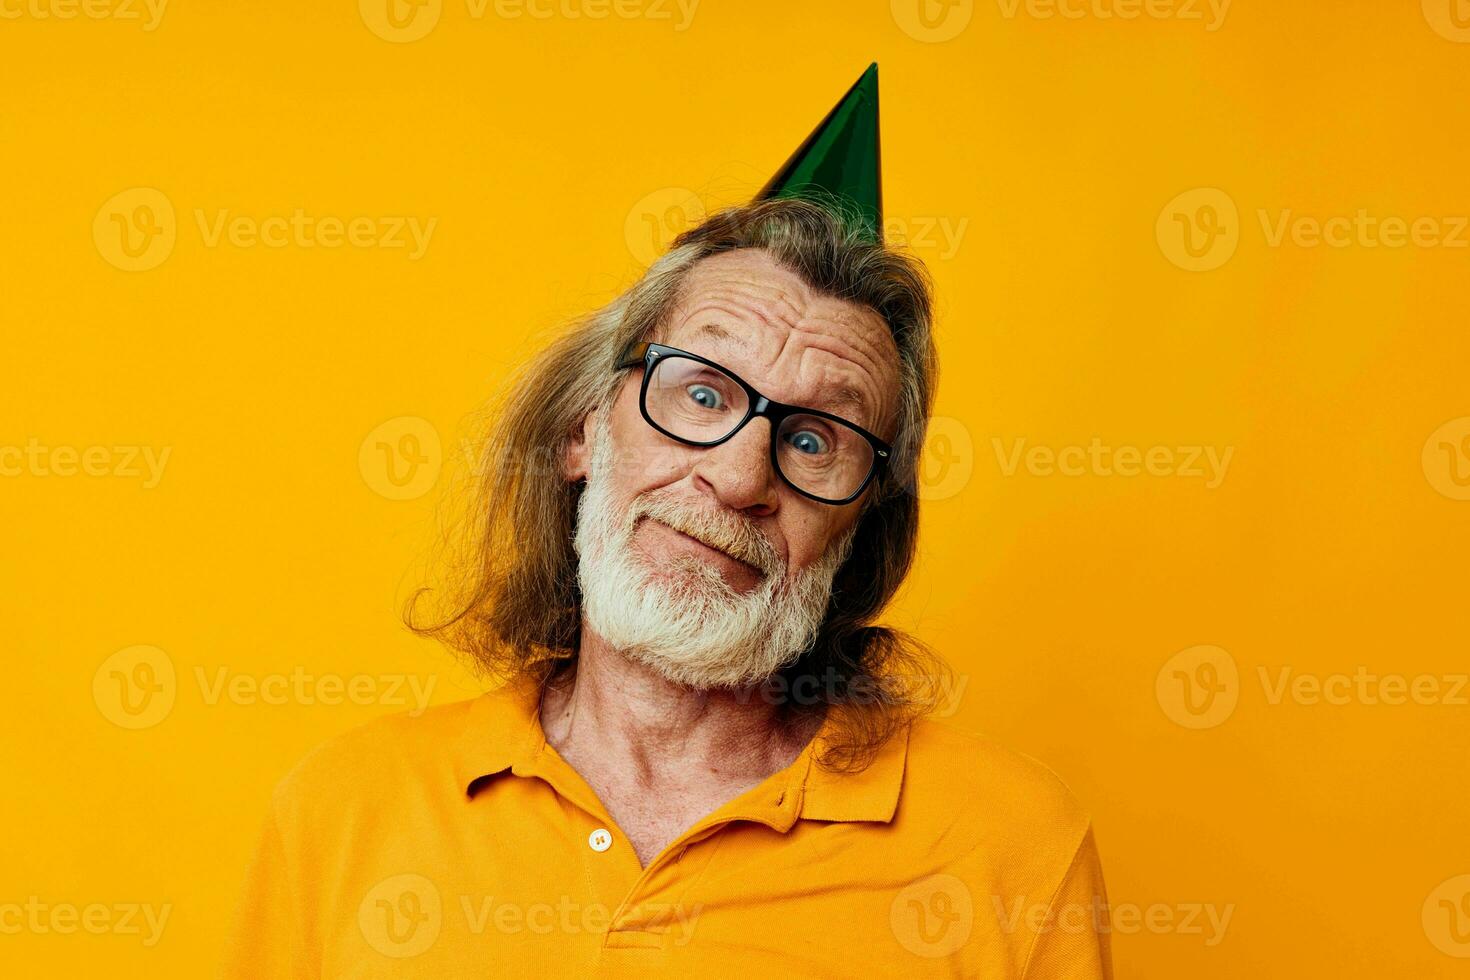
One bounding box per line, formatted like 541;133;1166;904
641;517;765;579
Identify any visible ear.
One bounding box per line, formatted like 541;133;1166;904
562;406;597;484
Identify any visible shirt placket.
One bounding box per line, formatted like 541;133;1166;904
609;748;813;950
520;735;814;952
510;740;645;944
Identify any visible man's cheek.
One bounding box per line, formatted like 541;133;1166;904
615;441;688;485
600;440;639;485
784;523;833;572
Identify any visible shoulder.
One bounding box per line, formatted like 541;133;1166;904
900;716;1094;862
265;695;481;831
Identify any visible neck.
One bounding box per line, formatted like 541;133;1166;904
540;628;820;787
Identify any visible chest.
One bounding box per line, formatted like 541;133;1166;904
314;789;1011;980
580;767;762;867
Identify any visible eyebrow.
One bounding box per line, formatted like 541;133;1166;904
695;322;743;346
690;322;875;425
823;385;871;420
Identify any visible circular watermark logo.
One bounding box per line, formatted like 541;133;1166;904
624;187;705;267
1156;644;1239;729
1422;416;1470;501
359;0;441;42
1423;874;1470;957
93;645;177;729
1422;0;1470;42
94;187;176;272
359;873;442;958
891;0;974;43
890;873;973;958
359;416;442;501
915;416;975;501
1156;188;1239;272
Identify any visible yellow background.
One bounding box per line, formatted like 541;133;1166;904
3;0;1469;976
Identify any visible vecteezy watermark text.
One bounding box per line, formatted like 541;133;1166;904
93;645;441;729
0;0;167;29
993;0;1230;31
93;188;437;271
1157;645;1470;730
359;0;699;43
0;898;171;947
194;209;436;258
194;666;438;714
992;895;1234;947
992;437;1233;489
357;874;702;957
0;439;170;488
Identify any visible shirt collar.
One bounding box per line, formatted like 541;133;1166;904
452;677;910;827
451;677;544;796
799;715;910;823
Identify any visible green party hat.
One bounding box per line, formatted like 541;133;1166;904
754;62;883;243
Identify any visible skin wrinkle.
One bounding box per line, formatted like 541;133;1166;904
696;267;894;380
575;250;886;622
688;276;809;331
797;357;876;428
669;261;896;410
794;316;895;431
677;291;799;336
686;324;875;425
669;270;897;440
646;249;896;568
770;313;793;379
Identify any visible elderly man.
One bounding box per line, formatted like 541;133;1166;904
223;66;1111;978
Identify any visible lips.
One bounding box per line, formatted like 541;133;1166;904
644;517;763;577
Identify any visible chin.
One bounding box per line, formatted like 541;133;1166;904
639;552;746;603
626;644;782;692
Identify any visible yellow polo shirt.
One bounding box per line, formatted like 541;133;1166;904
221;678;1111;978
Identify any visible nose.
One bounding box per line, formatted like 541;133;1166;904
689;415;779;515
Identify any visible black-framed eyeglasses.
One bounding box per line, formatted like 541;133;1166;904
614;341;891;505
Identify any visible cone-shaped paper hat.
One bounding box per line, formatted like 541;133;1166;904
753;62;883;243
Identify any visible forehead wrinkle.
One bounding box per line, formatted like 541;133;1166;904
809;382;869;420
675;320;879;422
669;260;899;433
671;297;795;364
712;324;888;430
670;302;761;358
678;262;810;325
675;254;879;355
794;349;888;429
702;285;807;338
797;310;893;377
789;311;898;420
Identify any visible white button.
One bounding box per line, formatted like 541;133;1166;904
588;828;613;852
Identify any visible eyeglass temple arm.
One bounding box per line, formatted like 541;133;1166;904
615;341;652;370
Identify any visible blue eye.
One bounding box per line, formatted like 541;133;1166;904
786;429;830;455
686;384;723;409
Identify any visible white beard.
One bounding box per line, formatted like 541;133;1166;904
573;410;859;690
